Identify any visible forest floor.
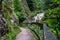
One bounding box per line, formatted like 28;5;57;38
16;27;35;40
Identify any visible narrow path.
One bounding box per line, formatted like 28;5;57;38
16;27;35;40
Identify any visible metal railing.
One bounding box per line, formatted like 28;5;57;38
23;21;57;40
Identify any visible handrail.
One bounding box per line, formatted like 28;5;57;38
23;21;57;40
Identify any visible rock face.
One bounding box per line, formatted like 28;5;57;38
0;0;9;37
32;13;45;22
0;17;9;36
16;28;35;40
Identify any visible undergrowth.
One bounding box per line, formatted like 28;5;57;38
6;27;21;40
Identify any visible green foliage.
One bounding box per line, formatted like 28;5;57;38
44;19;57;24
12;0;27;23
13;0;23;12
2;0;21;40
52;0;60;4
42;0;60;40
2;0;60;40
2;0;14;31
6;27;20;40
32;0;45;11
17;13;26;23
28;24;43;40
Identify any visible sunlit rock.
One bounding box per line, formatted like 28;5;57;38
11;19;15;25
32;13;45;22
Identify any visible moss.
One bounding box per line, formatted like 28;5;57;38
2;1;21;40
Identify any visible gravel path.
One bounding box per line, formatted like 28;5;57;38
16;27;35;40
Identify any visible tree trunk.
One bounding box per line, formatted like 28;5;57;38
21;0;31;15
